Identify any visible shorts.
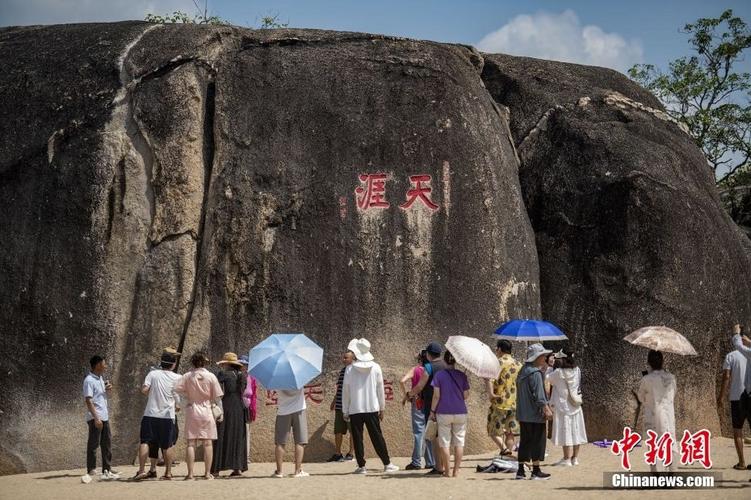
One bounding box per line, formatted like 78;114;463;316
140;416;177;451
733;394;751;429
487;406;519;436
149;419;179;458
334;409;350;435
275;410;308;445
436;413;467;448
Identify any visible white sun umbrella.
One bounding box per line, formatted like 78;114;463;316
623;326;697;356
445;335;501;379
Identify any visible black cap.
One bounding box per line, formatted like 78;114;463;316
160;353;177;365
425;342;443;355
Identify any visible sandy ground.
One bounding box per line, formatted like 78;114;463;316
1;437;749;500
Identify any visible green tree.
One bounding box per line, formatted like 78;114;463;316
628;9;751;213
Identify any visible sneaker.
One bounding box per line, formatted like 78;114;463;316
293;471;310;478
344;453;354;461
571;457;579;466
146;470;157;479
384;463;399;473
353;467;367;475
88;469;101;476
514;473;526;480
100;470;120;481
405;463;422;470
552;458;572;466
531;469;551;480
271;471;284;478
81;474;92;484
327;454;343;462
426;468;443;476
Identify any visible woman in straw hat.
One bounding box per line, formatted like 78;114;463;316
175;352;223;480
212;352;248;477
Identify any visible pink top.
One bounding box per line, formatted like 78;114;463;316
175;368;224;440
412;365;425;410
242;375;258;422
411;365;425;388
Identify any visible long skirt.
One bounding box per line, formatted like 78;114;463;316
551;409;588;446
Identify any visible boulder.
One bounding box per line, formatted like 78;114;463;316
0;22;540;473
481;54;751;439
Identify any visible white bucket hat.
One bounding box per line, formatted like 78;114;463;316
348;338;375;362
525;343;553;363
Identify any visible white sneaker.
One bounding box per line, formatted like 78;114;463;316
293;471;310;478
80;474;92;484
571;457;580;466
384;463;399;473
100;470;120;480
353;467;367;475
271;471;284;478
552;458;572;466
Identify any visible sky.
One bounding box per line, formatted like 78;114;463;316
1;0;750;74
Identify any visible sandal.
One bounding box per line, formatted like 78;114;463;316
203;474;214;480
500;449;514;456
733;463;747;470
160;475;173;481
132;471;149;481
183;476;194;481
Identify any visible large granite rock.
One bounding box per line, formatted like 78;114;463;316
0;22;540;473
481;54;751;439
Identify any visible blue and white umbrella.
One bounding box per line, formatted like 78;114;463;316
248;333;323;390
494;319;568;342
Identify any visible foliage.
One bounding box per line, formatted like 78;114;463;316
628;9;751;187
258;14;289;29
145;1;227;25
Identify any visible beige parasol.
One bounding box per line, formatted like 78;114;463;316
623;326;697;355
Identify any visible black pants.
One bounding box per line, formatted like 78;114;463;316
349;412;391;468
518;421;546;463
86;420;112;473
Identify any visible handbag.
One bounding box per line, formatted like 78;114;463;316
212;403;224;422
425;417;438;440
564;369;583;407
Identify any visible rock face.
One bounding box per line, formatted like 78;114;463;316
0;23;540;473
481;54;751;439
1;22;749;475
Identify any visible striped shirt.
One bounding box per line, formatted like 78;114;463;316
335;367;346;410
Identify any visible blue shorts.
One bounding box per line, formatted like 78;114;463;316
140;416;177;450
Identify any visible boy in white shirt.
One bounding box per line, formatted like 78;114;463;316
274;388;309;478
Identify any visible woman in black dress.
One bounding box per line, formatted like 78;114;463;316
212;352;248;477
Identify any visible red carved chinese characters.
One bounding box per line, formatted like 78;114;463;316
265;390;278;406
644;430;674;467
679;429;712;468
355;173;390;210
304;383;324;405
399;174;439;211
610;427;642;470
384;380;394;402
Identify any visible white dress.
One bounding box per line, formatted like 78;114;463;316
637;369;677;472
548;367;588;446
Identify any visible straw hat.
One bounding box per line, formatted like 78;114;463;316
217;352;243;367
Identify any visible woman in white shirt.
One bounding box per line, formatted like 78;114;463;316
637;350;677;473
548;349;587;466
